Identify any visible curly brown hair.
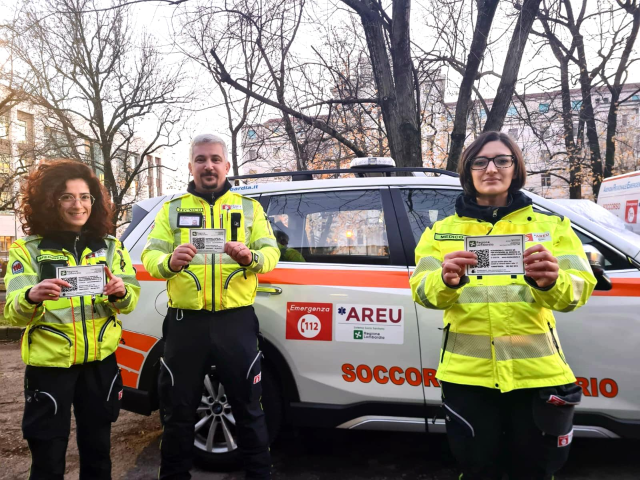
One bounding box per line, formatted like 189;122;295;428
20;160;114;238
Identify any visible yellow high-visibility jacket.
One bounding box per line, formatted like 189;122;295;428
4;234;140;368
410;192;596;392
141;182;279;311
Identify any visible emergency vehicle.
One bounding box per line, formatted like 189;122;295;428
597;170;640;234
117;160;640;467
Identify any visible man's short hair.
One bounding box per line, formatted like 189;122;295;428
190;134;228;163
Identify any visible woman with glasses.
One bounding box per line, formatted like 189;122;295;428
410;132;595;479
4;160;140;479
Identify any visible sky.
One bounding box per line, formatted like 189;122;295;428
2;0;638;192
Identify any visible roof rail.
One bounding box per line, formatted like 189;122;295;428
228;167;459;182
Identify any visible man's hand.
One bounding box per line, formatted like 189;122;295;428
442;251;478;287
170;243;197;271
225;242;252;266
27;278;72;303
524;244;559;288
104;266;126;298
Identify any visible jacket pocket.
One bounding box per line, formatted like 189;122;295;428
97;316;122;360
547;322;567;364
222;268;257;309
440;323;451;363
27;325;73;367
167;268;204;310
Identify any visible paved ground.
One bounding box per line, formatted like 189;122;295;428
2;342;639;479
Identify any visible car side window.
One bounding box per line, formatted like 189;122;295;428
266;190;390;265
573;229;630;271
400;189;460;244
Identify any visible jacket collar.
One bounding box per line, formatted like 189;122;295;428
38;231;107;253
455;191;532;224
187;180;232;205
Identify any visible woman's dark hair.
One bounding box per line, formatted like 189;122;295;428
457;131;527;196
20;159;114;238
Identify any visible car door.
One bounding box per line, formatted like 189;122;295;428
390;186;461;424
255;187;425;419
547;221;640;429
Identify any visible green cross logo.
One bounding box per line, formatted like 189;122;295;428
353;330;363;340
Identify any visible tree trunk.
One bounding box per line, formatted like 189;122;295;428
358;5;404;165
604;5;640;181
390;0;421;167
446;0;500;172
483;0;542;132
230;132;240;176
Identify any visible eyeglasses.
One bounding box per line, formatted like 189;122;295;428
470;155;515;170
58;193;95;206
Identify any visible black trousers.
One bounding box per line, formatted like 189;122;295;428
158;306;270;480
441;381;578;480
22;353;122;480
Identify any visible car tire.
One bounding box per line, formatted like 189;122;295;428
194;363;283;469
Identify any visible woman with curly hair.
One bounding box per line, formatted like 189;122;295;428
4;159;140;480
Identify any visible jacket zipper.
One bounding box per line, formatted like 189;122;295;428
440;323;451;363
548;322;567;364
74;235;89;363
183;269;202;291
98;316;117;342
29;325;72;347
224;268;247;289
211;199;216;311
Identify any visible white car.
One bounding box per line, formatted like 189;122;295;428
116;162;640;467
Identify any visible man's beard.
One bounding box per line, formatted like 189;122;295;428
199;174;219;190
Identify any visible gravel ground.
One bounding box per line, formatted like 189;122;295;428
0;342;162;480
2;341;639;480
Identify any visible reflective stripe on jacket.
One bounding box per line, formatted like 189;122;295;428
141;189;279;311
410;202;596;392
4;235;140;368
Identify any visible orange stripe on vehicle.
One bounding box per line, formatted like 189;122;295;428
121;329;158;352
120;368;139;388
135;266;161;281
592;278;640;297
115;347;145;371
136;264;410;289
258;269;410;289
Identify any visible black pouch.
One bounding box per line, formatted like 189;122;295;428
231;212;242;241
39;261;68;281
532;383;582;436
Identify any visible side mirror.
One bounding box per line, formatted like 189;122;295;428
582;244;612;291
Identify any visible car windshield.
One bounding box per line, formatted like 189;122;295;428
552;199;640;248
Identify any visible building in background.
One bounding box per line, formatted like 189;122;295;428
240;81;640;201
0;89;163;253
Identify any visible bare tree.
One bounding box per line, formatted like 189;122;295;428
5;0;191;229
601;0;640;180
445;0;500;171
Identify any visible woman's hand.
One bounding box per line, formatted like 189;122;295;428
442;251;477;287
524;244;559;288
27;279;72;303
104;267;127;298
225;242;253;266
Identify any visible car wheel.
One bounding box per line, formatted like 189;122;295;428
194;364;283;468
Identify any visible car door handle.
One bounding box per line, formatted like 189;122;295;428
257;286;282;295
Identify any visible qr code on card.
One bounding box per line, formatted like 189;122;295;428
193;238;206;250
476;249;490;268
61;276;78;293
